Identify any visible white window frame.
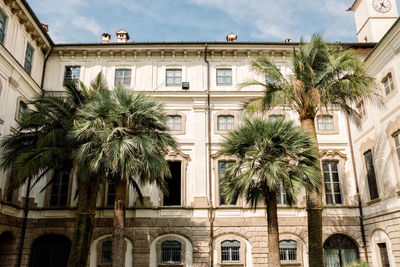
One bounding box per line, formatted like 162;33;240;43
317;115;334;131
166;69;182;86
383;73;395;95
279;240;297;262
115;68;132;87
323;161;343;205
221;240;240;263
217;115;234;131
166;115;182;131
216;68;232;86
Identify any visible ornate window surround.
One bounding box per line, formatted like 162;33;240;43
214;110;239;135
385;115;400;193
320;150;347;206
155;235;188;267
315;113;339;135
165;110;186;135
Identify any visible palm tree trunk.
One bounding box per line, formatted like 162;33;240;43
68;177;99;267
112;178;127;267
266;190;281;267
301;118;324;267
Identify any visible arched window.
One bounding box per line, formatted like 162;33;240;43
221;240;240;263
324;234;359;267
101;241;112;264
161;241;181;264
29;234;71;267
279;240;297;262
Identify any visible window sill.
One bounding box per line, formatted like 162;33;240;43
158;264;183;267
366;198;381;206
281;262;301;266
220;263;244;267
316;130;339;135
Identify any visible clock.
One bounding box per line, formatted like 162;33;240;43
373;0;391;13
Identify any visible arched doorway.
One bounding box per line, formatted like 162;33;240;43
29;234;71;267
0;231;16;267
324;234;359;267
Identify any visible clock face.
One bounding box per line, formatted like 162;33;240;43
373;0;391;13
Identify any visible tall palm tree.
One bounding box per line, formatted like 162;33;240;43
220;118;320;266
242;34;377;266
0;74;107;267
71;85;177;267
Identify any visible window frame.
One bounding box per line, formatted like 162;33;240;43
276;182;288;205
214;111;238;134
63;66;81;87
380;69;398;101
156;235;187;266
166;115;182;132
101;240;112;264
162;161;182;207
218;160;238;206
161;241;182;264
216;68;233;86
165;111;186;135
316;113;339;134
382;73;395;96
322;160;343;205
363;149;380;201
114;68;132;87
217;115;235;132
279;240;297;263
24;42;34;75
15;97;28;122
0;8;7;44
48;169;71;207
165;69;182;87
393;131;400;170
221;240;240;263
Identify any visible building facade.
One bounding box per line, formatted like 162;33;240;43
0;0;399;267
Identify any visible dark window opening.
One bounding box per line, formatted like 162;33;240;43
163;161;181;206
49;170;70;207
218;161;238;205
29;234;71;267
364;150;379;200
161;241;181;264
101;241;112;264
107;181;115;207
378;243;390;267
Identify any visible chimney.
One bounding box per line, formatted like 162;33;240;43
285;38;291;43
226;32;237;42
116;29;130;43
102;33;111;43
42;24;49;32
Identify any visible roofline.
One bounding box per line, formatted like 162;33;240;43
365;17;400;62
347;0;359;11
52;41;376;49
20;0;54;46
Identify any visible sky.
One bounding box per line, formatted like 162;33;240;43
27;0;365;44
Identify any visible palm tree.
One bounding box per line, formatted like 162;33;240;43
71;85;177;267
242;34;377;266
0;74;108;267
220;118;320;266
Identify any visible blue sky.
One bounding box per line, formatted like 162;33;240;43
28;0;365;43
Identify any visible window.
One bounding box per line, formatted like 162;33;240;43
101;241;112;264
276;182;287;205
221;240;240;263
218;161;238;205
383;73;395;95
393;131;400;168
317;115;334;131
0;9;7;44
269;115;284;123
161;241;181;264
64;66;81;86
364;150;379;200
115;69;131;87
5;169;18;203
18;101;27;120
217;115;234;131
24;43;34;75
357;101;366;119
323;161;342;205
279;240;297;262
166;115;182;131
106;181;115;207
166;69;182;86
216;69;232;86
163;161;181;206
324;234;359;267
377;243;390;267
49;170;70;207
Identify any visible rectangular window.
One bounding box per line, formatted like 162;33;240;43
276;182;287;205
163;161;181;206
279;240;297;262
6;169;18;203
106;181;115;207
393;132;400;168
221;241;240;263
24;43;34;75
115;69;132;87
383;73;395;95
217;115;234;131
49;170;70;207
323;161;342;205
64;66;81;86
166;69;182;86
218;161;238;205
18;101;27;120
364;150;379;200
0;9;7;44
317;115;334;131
216;69;232;86
166;115;182;131
378;243;390;267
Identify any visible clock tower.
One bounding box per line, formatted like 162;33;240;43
349;0;398;42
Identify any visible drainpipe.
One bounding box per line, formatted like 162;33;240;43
205;43;214;267
16;176;32;267
40;46;53;91
346;115;369;262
